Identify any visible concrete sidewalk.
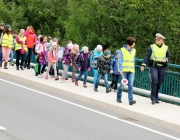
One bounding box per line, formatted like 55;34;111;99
0;66;179;134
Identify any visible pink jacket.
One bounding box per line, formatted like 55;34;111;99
47;50;58;62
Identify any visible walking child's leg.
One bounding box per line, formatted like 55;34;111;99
46;62;52;76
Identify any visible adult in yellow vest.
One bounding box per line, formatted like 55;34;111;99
1;25;13;69
15;29;28;70
140;33;170;105
117;37;136;105
0;23;5;67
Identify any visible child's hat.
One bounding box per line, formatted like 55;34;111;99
115;50;121;56
5;24;11;29
104;50;111;56
0;23;5;27
51;42;58;47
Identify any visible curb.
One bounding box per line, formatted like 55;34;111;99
0;69;179;134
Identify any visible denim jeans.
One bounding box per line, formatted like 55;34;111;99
93;68;98;85
25;48;33;65
95;72;109;90
117;72;135;102
9;49;14;62
76;70;88;84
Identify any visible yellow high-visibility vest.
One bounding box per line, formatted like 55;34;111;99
121;47;136;73
1;33;13;48
150;44;168;62
15;35;28;52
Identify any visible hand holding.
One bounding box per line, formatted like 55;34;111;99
140;66;145;72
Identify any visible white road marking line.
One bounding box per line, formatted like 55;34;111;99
0;126;7;130
0;78;179;140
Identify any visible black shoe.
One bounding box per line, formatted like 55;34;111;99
129;100;136;105
152;101;156;105
35;72;38;76
155;100;159;104
20;66;24;70
94;88;98;92
27;65;30;69
16;66;19;70
116;99;122;103
24;63;27;68
106;88;111;93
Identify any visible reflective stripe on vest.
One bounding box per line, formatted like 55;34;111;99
121;47;136;73
1;34;13;48
15;35;28;52
150;44;167;66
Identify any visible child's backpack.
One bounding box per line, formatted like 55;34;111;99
91;55;100;69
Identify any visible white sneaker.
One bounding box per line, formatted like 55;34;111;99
61;79;65;83
41;73;44;78
38;75;41;78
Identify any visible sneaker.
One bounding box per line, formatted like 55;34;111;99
38;75;41;78
61;79;66;83
45;75;48;79
35;72;38;76
116;99;122;103
27;65;30;69
114;89;117;92
16;66;19;70
65;77;68;80
55;76;59;81
41;73;44;78
75;80;78;86
106;88;111;93
24;63;27;68
83;84;87;88
152;101;156;105
20;66;24;70
51;75;55;78
129;100;136;105
155;100;160;104
10;62;14;66
94;88;98;92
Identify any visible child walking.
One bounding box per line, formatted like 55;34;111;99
70;44;79;82
35;36;47;78
45;42;59;80
75;46;91;88
94;50;111;93
110;50;121;92
61;41;73;82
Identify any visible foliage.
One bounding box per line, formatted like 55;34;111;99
1;0;180;64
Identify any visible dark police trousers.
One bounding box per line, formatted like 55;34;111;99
150;66;166;101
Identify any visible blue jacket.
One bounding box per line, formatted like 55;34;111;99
110;56;120;75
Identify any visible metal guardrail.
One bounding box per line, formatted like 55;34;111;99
13;53;180;104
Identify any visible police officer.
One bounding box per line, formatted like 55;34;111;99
140;33;170;105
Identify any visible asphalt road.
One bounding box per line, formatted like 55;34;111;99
0;78;179;140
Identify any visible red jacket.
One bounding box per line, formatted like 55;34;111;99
24;28;37;48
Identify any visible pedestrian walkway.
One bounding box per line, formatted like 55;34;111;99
0;66;179;134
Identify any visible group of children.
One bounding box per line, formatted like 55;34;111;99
0;23;136;105
31;34;122;94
